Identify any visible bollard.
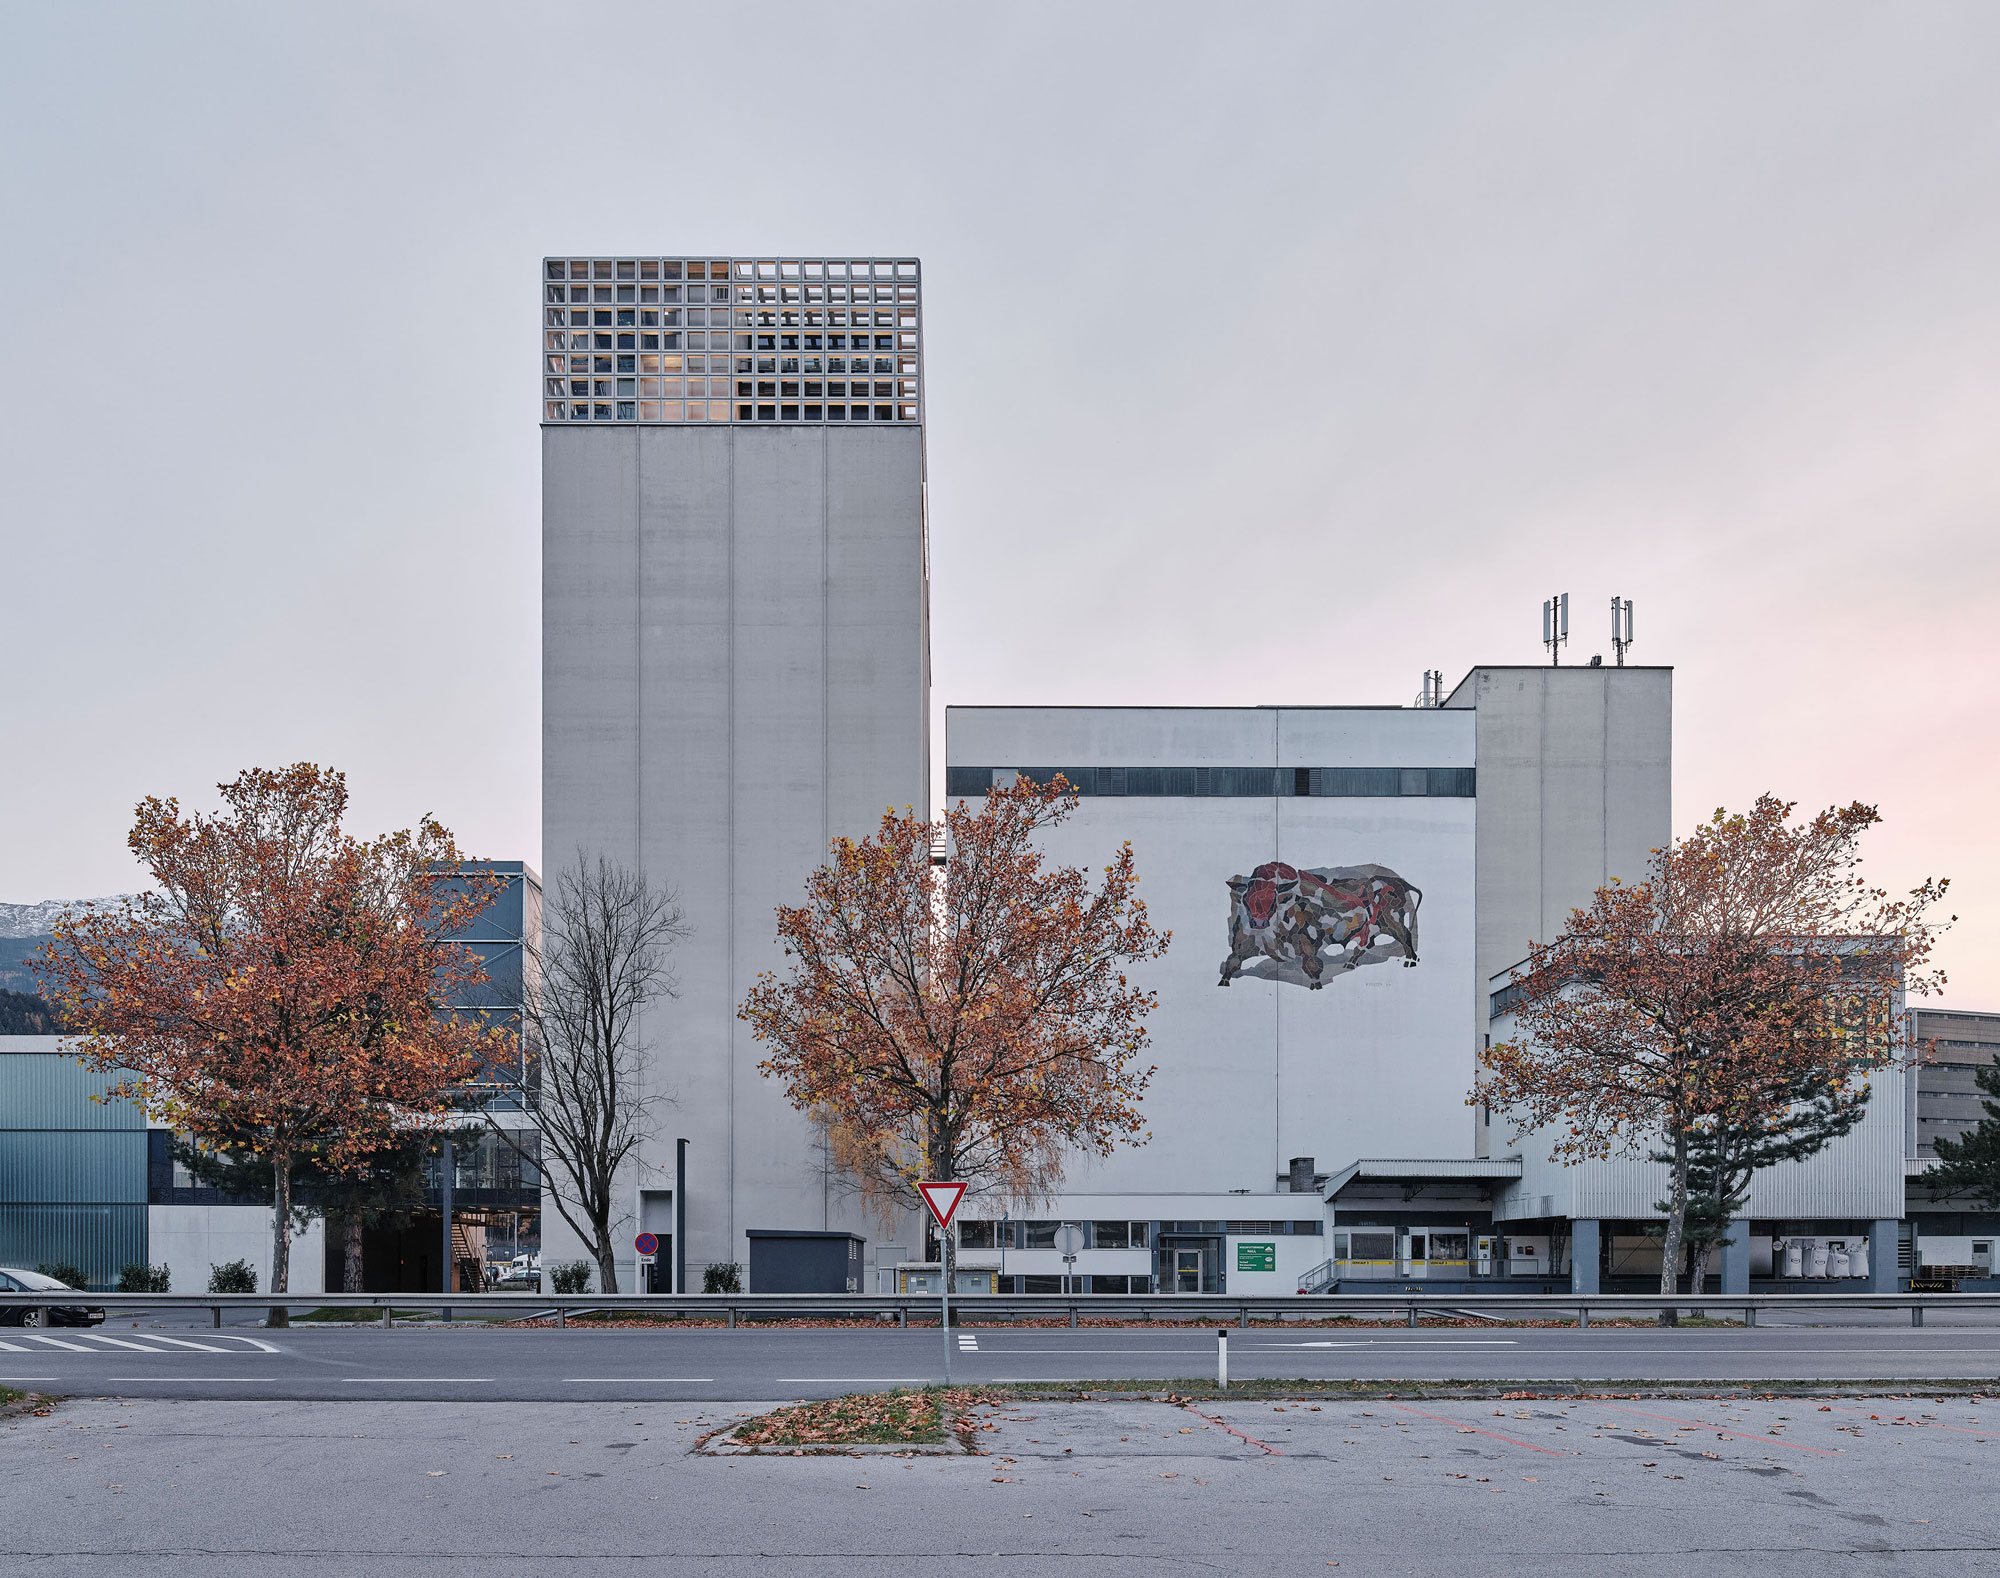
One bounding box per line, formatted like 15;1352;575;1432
1240;1306;1250;1331
898;1306;907;1329
1217;1328;1228;1390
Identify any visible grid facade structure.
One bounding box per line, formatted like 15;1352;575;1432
540;256;921;426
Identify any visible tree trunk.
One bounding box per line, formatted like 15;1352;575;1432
1687;1243;1710;1317
591;1208;620;1295
343;1212;364;1294
1657;1127;1688;1325
268;1154;292;1328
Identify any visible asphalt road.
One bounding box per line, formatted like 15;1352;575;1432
7;1320;2000;1400
8;1392;1999;1575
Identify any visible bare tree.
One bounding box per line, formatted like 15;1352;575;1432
489;853;689;1293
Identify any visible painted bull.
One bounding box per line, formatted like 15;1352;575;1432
1218;861;1422;989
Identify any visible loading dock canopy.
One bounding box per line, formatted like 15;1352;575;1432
1322;1158;1524;1201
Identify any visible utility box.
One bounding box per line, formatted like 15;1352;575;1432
746;1230;864;1293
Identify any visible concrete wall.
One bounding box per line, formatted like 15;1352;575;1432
1447;666;1672;1155
146;1205;324;1297
1492;1018;1909;1224
946;707;1477;1196
543;423;929;1290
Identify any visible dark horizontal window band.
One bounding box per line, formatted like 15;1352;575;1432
946;766;1475;799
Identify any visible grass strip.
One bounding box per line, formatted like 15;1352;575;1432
1000;1376;2000;1401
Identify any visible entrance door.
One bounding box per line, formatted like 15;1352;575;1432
1174;1249;1203;1293
643;1241;674;1294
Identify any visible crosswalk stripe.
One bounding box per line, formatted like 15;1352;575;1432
135;1335;236;1353
17;1334;96;1352
0;1339;34;1353
65;1333;179;1352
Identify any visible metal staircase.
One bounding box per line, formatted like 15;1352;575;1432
1296;1258;1337;1295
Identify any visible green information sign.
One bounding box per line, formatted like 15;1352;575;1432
1236;1241;1276;1273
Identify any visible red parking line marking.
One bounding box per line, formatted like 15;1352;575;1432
1385;1403;1563;1455
1598;1405;1840;1456
1826;1405;1993;1439
1179;1404;1281;1455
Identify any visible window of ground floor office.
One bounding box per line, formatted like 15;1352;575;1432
956;1220;1321;1249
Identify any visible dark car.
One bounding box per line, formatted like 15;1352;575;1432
0;1267;106;1327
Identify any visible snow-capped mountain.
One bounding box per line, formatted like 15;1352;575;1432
0;897;138;939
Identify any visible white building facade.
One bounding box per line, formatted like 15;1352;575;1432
541;254;930;1292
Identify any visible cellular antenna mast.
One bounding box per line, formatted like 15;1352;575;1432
1412;669;1445;708
1611;597;1634;666
1541;593;1568;666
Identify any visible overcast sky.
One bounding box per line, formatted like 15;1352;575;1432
4;3;1996;1001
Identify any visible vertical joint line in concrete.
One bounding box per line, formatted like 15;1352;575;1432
726;428;737;1257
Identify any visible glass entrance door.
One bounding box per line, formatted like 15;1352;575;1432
1174;1249;1203;1293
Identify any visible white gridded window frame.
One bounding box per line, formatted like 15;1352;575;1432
540;257;921;427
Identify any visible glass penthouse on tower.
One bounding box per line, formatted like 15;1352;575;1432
540;255;922;426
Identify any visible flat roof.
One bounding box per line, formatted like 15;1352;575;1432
1323;1157;1524;1198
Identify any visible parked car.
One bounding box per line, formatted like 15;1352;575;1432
0;1268;107;1327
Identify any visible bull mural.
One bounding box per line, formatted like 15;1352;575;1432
1218;861;1422;989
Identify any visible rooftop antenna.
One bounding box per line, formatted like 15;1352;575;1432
1541;592;1568;666
1611;597;1634;666
1412;669;1444;708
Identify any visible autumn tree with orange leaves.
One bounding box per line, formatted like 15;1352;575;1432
740;777;1169;1261
1478;795;1949;1303
38;766;507;1320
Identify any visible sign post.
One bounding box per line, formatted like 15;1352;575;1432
918;1181;967;1385
1055;1222;1082;1294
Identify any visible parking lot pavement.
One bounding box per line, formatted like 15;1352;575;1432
5;1392;1998;1576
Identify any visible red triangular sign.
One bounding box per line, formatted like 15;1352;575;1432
918;1180;967;1230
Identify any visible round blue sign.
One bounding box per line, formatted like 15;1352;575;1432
634;1231;659;1257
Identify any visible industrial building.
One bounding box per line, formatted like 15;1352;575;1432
12;252;1987;1300
540;254;930;1293
529;253;1997;1299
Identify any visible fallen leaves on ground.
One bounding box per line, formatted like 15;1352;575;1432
730;1388;1005;1447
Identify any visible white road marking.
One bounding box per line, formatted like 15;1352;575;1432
564;1377;716;1383
341;1377;495;1383
147;1334;278;1353
63;1333;188;1353
15;1334;97;1352
106;1376;279;1382
774;1377;932;1384
0;1339;36;1353
1273;1340;1520;1349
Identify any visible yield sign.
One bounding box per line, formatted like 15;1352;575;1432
918;1180;967;1230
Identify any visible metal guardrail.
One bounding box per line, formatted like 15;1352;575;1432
10;1290;2000;1329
